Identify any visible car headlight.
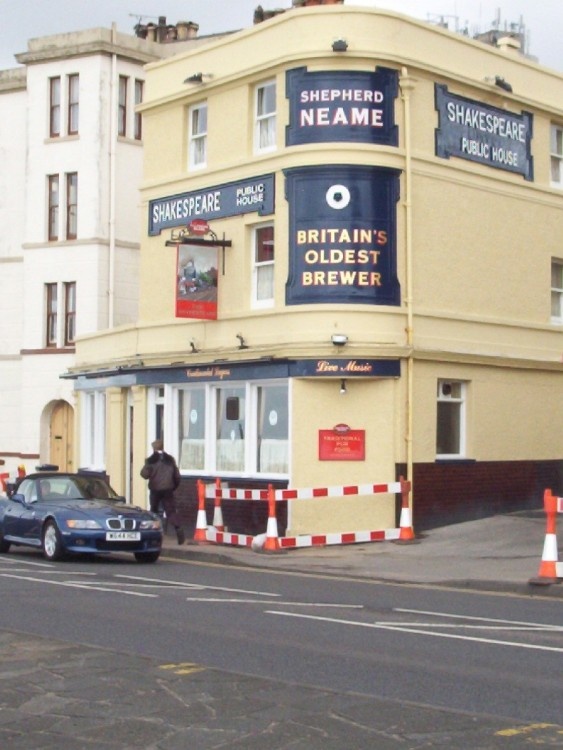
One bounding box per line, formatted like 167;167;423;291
140;519;162;530
65;519;102;530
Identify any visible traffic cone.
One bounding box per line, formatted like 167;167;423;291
262;484;281;553
529;489;560;585
212;477;225;531
395;476;417;543
193;479;209;544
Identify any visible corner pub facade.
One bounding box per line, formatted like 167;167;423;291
68;2;563;536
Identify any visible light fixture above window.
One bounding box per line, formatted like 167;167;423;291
340;379;347;395
183;73;213;84
332;38;348;53
331;333;348;346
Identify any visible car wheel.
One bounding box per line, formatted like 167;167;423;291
134;551;160;564
42;520;64;561
0;531;10;554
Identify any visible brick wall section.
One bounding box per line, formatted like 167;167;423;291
409;460;563;531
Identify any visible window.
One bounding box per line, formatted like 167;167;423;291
80;391;106;470
45;284;58;348
436;380;466;458
176;381;289;475
189;103;207;169
550;125;563;186
252;224;275;307
67;74;79;135
134;79;143;140
64;282;76;345
66;173;78;239
118;75;128;137
552;260;563;323
49;77;61;137
255;81;276;152
48;175;59;241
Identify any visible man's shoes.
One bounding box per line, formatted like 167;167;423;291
176;528;185;545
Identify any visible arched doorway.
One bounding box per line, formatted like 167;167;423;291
50;401;74;471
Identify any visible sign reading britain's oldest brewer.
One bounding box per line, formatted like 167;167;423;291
284;165;400;306
435;85;533;180
286;67;398;147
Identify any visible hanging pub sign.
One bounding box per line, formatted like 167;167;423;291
435;85;533;180
286;67;398;146
176;243;218;320
284;164;400;306
319;424;365;461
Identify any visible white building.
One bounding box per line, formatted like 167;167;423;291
0;19;213;483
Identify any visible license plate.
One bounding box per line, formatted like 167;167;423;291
105;531;141;541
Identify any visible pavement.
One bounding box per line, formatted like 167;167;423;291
161;509;563;598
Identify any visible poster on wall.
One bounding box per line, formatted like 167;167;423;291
319;424;365;461
176;244;218;320
284;164;401;306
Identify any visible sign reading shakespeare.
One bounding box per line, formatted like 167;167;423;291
286;67;398;146
435;85;533;180
284;165;400;306
148;174;275;235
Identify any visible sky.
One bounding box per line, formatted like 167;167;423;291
1;0;563;73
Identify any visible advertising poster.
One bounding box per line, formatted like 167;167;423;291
176;244;218;320
285;164;400;306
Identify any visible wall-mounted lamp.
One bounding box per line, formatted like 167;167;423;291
332;38;348;53
236;333;248;350
485;75;512;93
331;333;348;346
190;340;199;353
340;379;347;395
183;72;213;84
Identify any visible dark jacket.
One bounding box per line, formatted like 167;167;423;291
140;451;180;492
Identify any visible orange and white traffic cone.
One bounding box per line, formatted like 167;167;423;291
395;476;417;543
529;489;560;585
193;479;209;544
212;477;225;531
262;484;281;553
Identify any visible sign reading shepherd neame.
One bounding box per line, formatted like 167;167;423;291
286;67;398;147
148;174;275;236
435;85;533;181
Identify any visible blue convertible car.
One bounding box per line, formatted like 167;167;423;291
0;472;163;563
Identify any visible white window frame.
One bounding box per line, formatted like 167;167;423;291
254;80;276;153
550;124;563;187
252;223;275;308
436;380;466;459
174;380;289;478
80;390;106;470
188;102;207;170
551;259;563;323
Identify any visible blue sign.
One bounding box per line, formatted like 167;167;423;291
284;165;401;307
148;174;275;235
286;67;398;147
435;85;533;180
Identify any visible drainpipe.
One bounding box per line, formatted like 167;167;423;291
108;23;117;328
399;67;416;492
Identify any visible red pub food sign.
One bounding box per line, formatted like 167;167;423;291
319;423;365;461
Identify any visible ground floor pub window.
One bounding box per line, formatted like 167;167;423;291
436;380;466;458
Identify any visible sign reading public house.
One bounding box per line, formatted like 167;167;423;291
286;67;398;146
285;165;401;306
435;85;533;180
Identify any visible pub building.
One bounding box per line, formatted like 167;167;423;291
67;2;563;536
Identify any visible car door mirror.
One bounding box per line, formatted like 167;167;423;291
10;493;26;505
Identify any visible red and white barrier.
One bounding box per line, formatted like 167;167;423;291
200;477;414;552
529;488;562;585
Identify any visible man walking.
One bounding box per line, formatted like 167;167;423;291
140;439;185;545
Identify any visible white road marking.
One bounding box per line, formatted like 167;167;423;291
266;611;563;653
395;608;562;630
0;573;158;597
116;574;280;597
184;598;364;606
